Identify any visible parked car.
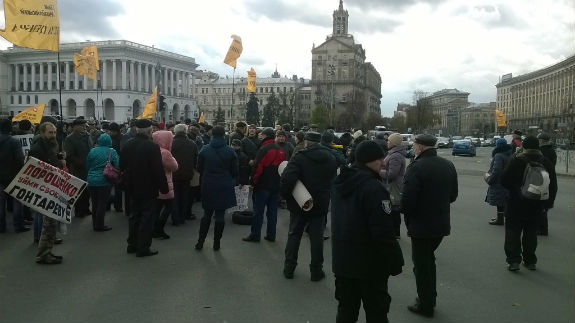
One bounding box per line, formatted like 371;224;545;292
482;138;495;147
436;137;453;148
452;140;476;156
469;137;482;147
401;133;415;148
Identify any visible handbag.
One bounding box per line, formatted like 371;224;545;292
103;148;121;184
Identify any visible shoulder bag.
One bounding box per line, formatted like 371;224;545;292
103;148;121;184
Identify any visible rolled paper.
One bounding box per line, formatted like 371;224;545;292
278;161;314;211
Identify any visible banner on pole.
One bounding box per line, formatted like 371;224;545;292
138;86;157;119
13;134;34;158
12;104;46;124
496;109;506;127
246;68;256;93
223;34;242;68
4;157;87;224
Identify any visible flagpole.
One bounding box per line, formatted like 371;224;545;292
96;70;100;121
231;68;235;145
56;52;64;150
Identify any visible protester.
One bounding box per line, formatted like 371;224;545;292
291;131;306;158
501;136;557;271
402;134;458;317
331;140;403;323
379;133;406;238
243;127;286;242
536;132;557;235
171;124;198;225
320;131;346;167
195;126;238;251
510;130;522;152
120;119;169;257
86;133;119;232
29;122;65;264
485;138;512;225
232;139;250;186
0;119;27;233
281;131;338;281
108;122;124;212
373;131;389;156
63;117;92;218
276;130;294;161
152;130;178;240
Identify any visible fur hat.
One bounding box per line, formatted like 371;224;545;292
355;140;385;163
304;131;321;142
353;130;363;140
414;134;437;147
388;133;402;147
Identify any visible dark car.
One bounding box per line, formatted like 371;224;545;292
452;140;476;157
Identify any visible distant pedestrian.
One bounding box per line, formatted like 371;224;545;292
536;132;557;236
63;118;92;218
510;130;522;153
485;138;512;225
152;130;178;240
379;133;406;238
171;124;198;225
402;134;458;317
232;139;250;186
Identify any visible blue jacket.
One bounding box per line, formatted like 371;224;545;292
198;136;238;210
87;133;120;187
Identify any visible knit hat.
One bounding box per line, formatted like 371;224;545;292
388;133;402;147
522;136;539;149
304;131;321;142
353;130;363;140
495;138;507;147
261;127;275;139
18;119;32;131
231;139;242;146
355;140;385;163
321;130;335;144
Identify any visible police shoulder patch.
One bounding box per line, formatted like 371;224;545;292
382;200;392;215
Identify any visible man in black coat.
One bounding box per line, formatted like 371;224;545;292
63;118;92;218
280;132;338;281
402;134;458;317
120;119;169;257
501;136;557;271
171;124;198;225
108;122;124;212
331;140;403;323
536;132;557;236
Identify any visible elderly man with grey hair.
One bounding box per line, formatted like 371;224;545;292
171;123;198;225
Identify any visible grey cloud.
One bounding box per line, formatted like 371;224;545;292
345;0;447;12
59;0;125;40
452;4;527;29
242;57;266;65
243;0;330;27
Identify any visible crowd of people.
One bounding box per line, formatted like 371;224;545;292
0;116;559;322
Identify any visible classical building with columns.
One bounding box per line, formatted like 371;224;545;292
194;69;310;126
0;40;199;123
496;54;575;135
426;88;470;136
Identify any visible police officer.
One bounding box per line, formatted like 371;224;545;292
331;140;404;323
402;134;458;317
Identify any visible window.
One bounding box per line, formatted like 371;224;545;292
26;95;30;104
34;95;38;104
79;81;83;89
10;96;13;104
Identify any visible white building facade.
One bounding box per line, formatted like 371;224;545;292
0;40;199;123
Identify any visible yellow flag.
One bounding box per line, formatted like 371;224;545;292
223;35;243;68
246;68;256;93
73;46;99;82
198;112;205;123
138;86;157;119
12;104;46;124
496;109;506;127
0;0;60;52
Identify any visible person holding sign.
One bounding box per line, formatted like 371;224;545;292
29;122;65;264
280;132;338;281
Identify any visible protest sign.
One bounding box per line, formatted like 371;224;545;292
227;185;250;214
4;157;87;224
278;161;314;211
13;134;34;158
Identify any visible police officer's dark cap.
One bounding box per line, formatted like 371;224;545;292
414;134;437;147
304;131;321;142
71;118;87;126
134;119;153;128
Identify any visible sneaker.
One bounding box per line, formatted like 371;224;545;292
523;263;536;270
507;263;520;271
242;235;260;242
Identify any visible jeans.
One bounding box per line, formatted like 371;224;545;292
250;189;280;239
89;186;112;230
0;186;24;231
411;237;443;309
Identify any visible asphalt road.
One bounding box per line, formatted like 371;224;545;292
1;148;573;323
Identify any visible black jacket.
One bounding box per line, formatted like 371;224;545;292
402;148;458;237
331;165;401;278
171;133;198;181
28;136;64;169
236;149;251;185
120;134;169;201
539;144;557;166
501;149;557;216
280;143;338;216
0;134;25;186
63;131;92;178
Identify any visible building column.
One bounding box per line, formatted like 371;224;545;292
137;62;142;91
74;65;79;90
64;61;70;90
23;64;28;91
130;61;135;90
144;63;149;92
151;65;156;91
121;60;127;90
47;63;52;90
171;70;175;96
83;75;88;90
14;64;19;91
112;59;117;90
102;59;107;90
39;63;44;90
93;62;98;90
164;68;168;95
31;64;36;91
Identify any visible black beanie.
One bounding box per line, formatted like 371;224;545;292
355;140;385;163
522;136;539;149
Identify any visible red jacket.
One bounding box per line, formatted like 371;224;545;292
252;138;286;191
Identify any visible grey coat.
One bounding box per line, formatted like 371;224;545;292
380;145;407;188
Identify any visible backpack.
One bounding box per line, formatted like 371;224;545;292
520;158;550;200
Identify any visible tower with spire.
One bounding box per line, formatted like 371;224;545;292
333;0;349;36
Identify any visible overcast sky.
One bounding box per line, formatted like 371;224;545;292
1;0;573;116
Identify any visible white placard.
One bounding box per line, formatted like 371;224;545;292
4;157;87;224
13;134;34;159
227;185;251;213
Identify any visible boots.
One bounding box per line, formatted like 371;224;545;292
195;217;211;250
489;212;504;225
213;221;225;251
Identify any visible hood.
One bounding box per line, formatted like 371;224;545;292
152;130;173;150
209;136;226;149
388;145;406;156
492;144;511;157
303;143;335;163
97;133;112;147
334;165;378;198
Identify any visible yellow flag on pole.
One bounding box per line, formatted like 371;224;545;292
246;68;256;93
496;109;506;127
73;46;99;82
0;0;60;52
223;35;242;68
198;112;205;123
138;87;157;119
12;104;46;124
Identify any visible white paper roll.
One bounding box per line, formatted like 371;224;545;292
278;161;314;211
